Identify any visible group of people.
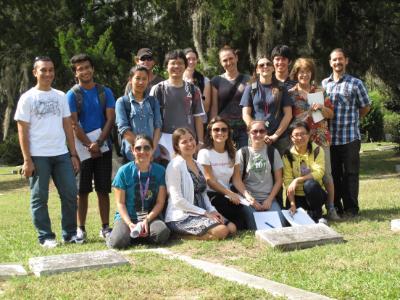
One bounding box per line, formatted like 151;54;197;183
14;44;370;249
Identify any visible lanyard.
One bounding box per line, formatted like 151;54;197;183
259;83;270;116
138;164;152;212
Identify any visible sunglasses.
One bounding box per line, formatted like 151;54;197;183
139;56;153;61
258;62;273;68
134;145;152;152
250;129;266;135
212;127;228;133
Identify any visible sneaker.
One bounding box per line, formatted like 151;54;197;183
40;239;58;249
99;227;112;239
318;218;328;225
63;234;85;244
328;208;341;221
76;228;87;242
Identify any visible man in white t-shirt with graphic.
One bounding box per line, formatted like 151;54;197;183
14;56;82;248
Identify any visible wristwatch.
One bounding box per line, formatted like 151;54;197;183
96;139;104;147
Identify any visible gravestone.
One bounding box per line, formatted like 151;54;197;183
29;250;128;277
0;264;27;278
256;224;344;251
391;219;400;232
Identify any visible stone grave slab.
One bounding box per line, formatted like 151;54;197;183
0;264;27;278
391;219;400;232
256;223;344;251
29;250;128;277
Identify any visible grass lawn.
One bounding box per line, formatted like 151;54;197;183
0;142;399;299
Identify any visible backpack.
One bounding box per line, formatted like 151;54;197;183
71;84;107;117
240;145;276;183
284;145;320;168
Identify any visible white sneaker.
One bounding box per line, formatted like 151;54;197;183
40;239;58;249
318;218;328;225
99;227;112;239
63;234;85;244
76;228;87;241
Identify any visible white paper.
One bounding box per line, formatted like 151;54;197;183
158;133;174;161
282;207;316;227
253;211;283;230
75;128;110;162
224;195;250;206
307;91;325;123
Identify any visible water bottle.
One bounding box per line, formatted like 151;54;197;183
130;222;143;238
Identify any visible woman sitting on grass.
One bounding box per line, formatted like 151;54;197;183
107;135;170;249
197;116;248;229
165;127;236;240
236;120;285;229
283;121;326;222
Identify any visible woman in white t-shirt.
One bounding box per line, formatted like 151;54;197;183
198;117;251;229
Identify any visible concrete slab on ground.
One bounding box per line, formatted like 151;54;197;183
128;248;332;300
0;264;27;278
256;223;344;251
391;219;400;232
29;250;128;277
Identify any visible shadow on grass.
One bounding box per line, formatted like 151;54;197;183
0;177;28;193
344;207;400;222
360;150;400;178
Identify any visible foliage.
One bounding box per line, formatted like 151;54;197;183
360;91;384;142
0;133;23;165
384;113;400;149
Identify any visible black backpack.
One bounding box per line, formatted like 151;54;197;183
71;84;106;117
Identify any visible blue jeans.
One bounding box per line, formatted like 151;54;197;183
30;153;77;242
241;200;284;230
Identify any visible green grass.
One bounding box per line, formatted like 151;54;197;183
0;145;399;299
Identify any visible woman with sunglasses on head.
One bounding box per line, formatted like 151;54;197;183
236;121;285;229
107;135;170;249
183;48;211;116
197;117;248;229
283;121;327;223
116;65;162;162
165;128;236;240
288;58;339;221
241;56;293;156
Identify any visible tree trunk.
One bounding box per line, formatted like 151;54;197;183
192;8;207;67
2;105;12;141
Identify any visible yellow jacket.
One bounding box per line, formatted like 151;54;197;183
283;143;325;196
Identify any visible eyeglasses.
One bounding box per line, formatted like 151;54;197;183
212;127;228;133
139;56;153;61
291;132;308;138
134;145;152;152
250;129;266;135
258;62;273;68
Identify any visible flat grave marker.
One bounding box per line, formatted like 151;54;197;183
0;264;27;278
391;219;400;232
256;223;344;251
29;250;128;277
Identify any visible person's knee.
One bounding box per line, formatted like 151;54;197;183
227;222;237;236
209;225;229;240
107;232;130;249
303;179;320;193
150;221;171;244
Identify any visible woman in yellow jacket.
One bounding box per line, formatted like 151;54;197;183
283;120;326;222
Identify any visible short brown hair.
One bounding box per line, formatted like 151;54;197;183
290;58;316;82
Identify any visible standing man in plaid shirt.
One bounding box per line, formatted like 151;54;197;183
322;48;371;217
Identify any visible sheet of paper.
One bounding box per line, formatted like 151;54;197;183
282;207;316;227
75;128;109;162
253;211;283;230
224;195;250;206
158;133;173;161
307;91;325;123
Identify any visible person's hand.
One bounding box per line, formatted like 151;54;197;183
287;179;298;197
289;202;297;215
71;156;80;174
262;198;273;210
141;218;150;237
128;222;136;232
22;159;35;178
88;142;101;153
205;211;224;224
227;192;241;205
311;103;323;111
252;201;264;211
264;134;278;145
243;190;256;205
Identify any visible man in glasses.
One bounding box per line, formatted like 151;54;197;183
322;48;371;217
124;48;164;96
66;53;116;242
14;56;81;248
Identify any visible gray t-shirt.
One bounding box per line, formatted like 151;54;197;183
236;146;283;203
150;80;205;136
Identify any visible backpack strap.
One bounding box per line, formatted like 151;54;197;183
250;81;258;100
314;145;320;160
121;95;131;121
241;146;250;181
96;84;107;112
266;145;275;184
71;84;83;115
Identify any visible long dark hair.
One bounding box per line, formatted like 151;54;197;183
204;117;236;166
172;127;195;155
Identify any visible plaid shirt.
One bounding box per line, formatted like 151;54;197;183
322;74;370;145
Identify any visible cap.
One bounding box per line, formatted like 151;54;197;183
137;48;153;59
